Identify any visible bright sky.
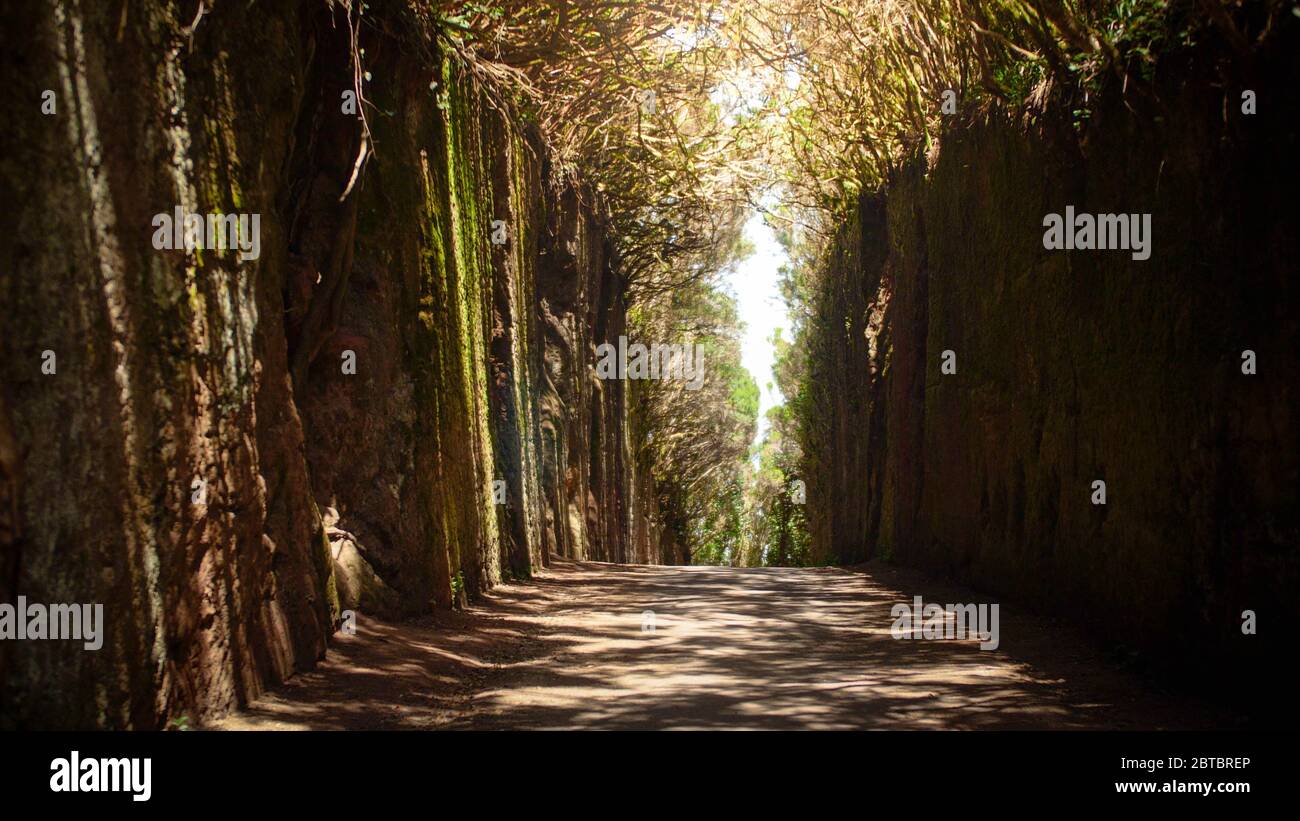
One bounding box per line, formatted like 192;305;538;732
725;211;792;449
709;57;798;451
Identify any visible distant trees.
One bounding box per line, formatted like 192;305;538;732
632;279;757;564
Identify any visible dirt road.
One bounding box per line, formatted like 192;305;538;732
215;558;1236;730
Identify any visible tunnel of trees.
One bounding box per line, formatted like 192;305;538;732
0;0;1295;729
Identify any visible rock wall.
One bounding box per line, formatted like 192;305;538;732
804;28;1298;695
0;0;665;729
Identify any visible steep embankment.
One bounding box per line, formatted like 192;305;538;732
803;29;1298;694
0;1;667;728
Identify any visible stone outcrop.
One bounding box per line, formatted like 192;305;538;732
802;28;1298;698
0;0;667;728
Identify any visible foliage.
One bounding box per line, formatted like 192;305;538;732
434;0;758;298
755;0;1263;566
416;0;1271;564
738;400;811;567
632;278;757;563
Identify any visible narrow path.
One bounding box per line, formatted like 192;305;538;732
216;558;1236;730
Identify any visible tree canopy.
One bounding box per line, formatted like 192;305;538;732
416;0;1266;564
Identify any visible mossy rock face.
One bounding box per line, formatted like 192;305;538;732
0;0;665;728
0;0;338;728
802;31;1300;704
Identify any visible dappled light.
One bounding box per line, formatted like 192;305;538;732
1;0;1293;755
218;559;1232;731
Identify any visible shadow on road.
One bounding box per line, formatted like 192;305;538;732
215;558;1239;730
